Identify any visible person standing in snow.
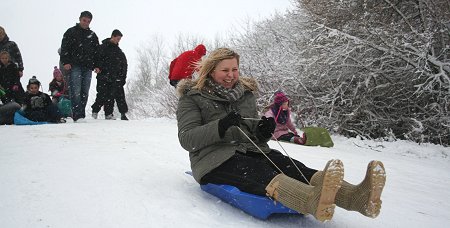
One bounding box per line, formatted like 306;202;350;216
0;26;24;78
60;11;100;122
91;29;128;120
169;44;207;87
176;47;386;222
264;91;307;145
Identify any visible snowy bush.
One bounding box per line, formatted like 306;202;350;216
128;0;449;146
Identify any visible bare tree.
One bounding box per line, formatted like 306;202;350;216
127;34;226;118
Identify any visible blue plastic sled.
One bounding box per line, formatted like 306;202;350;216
187;171;299;219
14;112;48;125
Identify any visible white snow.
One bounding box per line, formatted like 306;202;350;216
1;119;449;227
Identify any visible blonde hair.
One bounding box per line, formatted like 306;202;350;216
193;48;240;90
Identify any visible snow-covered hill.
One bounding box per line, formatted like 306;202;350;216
1;119;449;227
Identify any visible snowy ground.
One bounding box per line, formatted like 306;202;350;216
1;119;449;228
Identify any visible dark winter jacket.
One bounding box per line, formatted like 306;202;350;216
95;38;127;85
23;91;52;113
0;62;24;104
176;77;271;183
0;35;24;71
0;61;21;90
60;23;99;69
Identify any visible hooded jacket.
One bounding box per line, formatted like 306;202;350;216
176;77;271;183
95;38;128;85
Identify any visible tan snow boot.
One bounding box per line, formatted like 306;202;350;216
265;159;344;222
312;160;386;218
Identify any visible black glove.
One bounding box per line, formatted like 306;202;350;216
256;116;276;140
218;111;241;138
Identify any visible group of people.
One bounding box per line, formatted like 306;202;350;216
0;10;130;124
3;9;388;223
60;11;129;121
1;27;64;124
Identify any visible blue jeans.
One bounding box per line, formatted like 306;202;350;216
68;66;92;120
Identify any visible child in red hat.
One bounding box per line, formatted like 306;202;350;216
264;91;307;145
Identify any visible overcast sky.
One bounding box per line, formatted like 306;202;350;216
1;0;294;91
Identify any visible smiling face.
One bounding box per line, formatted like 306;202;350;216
210;58;239;89
28;84;39;94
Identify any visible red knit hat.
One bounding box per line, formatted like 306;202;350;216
274;91;289;105
53;66;63;78
194;44;207;56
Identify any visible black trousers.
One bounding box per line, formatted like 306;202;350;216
0;102;20;125
201;150;318;196
92;80;128;115
25;103;62;123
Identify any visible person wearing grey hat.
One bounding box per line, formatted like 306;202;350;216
59;11;100;122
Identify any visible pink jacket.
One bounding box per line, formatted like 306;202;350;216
264;108;298;140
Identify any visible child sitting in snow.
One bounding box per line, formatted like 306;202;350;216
49;66;67;103
22;76;65;123
264;91;307;145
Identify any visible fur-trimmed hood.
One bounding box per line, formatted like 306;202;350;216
176;76;259;98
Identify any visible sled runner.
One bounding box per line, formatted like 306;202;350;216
186;171;299;219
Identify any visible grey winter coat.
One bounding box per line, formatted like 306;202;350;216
176;77;271;183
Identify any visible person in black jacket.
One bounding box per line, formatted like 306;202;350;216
0;26;24;77
60;11;100;122
91;29;128;120
0;51;25;104
22;76;65;123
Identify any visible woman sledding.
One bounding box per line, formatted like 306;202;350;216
176;47;387;222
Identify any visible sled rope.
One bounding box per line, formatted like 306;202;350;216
236;127;284;174
238;119;311;185
271;134;311;185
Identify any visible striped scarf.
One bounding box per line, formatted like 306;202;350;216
206;79;245;102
